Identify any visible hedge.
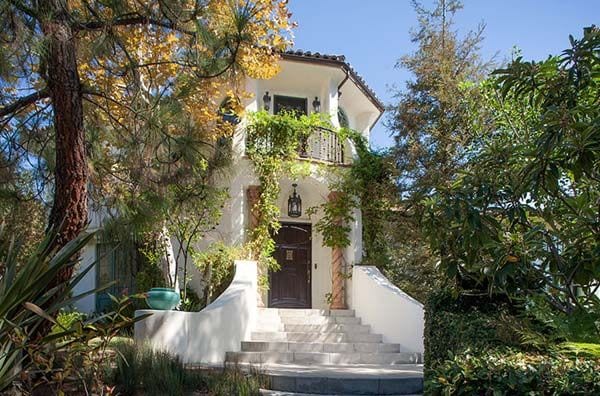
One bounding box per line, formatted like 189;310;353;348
427;348;600;395
424;289;600;394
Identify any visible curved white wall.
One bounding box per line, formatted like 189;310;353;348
351;266;424;353
134;260;257;364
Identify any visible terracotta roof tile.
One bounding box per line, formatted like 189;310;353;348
281;50;384;112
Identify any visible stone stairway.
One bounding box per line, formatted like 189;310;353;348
225;308;424;395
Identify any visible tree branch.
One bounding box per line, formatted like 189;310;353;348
0;89;49;119
75;14;195;35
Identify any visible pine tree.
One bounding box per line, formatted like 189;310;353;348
0;1;292;288
384;0;491;300
389;0;490;198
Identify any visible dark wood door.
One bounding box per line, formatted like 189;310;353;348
269;223;311;308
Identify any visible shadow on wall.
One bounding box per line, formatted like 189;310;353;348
351;265;424;353
134;260;257;364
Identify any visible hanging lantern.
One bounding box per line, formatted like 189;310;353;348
287;183;302;218
312;96;321;113
263;91;271;111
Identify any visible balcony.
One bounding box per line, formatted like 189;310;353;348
245;126;348;165
298;127;346;164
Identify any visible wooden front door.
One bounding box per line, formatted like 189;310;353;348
269;223;312;308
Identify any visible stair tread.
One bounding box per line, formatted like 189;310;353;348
226;351;423;365
229;351;420;357
233;362;423;379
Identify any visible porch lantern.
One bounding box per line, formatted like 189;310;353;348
312;96;321;113
287;183;302;218
263;91;271;111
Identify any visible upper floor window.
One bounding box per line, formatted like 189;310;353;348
274;95;307;116
338;107;349;128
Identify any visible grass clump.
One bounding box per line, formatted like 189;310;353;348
107;341;266;395
108;341;206;396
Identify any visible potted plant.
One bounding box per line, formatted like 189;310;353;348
145;287;180;310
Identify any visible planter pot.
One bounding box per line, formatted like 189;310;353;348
146;288;180;310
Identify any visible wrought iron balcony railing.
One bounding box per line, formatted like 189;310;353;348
246;126;347;165
298;127;346;164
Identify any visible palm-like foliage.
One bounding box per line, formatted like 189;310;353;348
0;229;101;390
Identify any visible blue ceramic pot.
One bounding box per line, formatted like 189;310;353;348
146;288;180;310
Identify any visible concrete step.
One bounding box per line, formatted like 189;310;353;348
251;332;383;343
283;324;370;334
270;315;361;325
225;351;423;365
258;308;355;317
255;363;423;395
242;341;401;353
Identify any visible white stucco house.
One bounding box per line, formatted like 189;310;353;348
73;52;425;392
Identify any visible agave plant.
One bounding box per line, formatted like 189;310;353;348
0;228;130;391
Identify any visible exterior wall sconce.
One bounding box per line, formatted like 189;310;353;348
263;91;271;111
287;183;302;218
312;96;321;113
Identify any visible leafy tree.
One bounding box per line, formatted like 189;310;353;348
385;0;489;299
423;28;600;314
0;1;292;288
389;0;490;197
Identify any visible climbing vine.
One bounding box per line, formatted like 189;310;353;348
246;111;394;275
245;111;327;270
310;129;396;262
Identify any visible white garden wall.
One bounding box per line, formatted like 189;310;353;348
351;265;424;353
134;260;257;364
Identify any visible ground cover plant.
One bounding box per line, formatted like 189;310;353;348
108;341;266;396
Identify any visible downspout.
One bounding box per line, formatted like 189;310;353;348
337;67;350;97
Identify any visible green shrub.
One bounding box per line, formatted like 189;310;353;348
427;348;600;395
50;310;87;335
424;289;526;370
180;286;202;312
193;242;237;307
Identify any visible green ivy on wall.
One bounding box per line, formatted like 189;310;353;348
246;111;395;274
245;111;324;271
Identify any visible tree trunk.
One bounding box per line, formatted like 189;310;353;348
160;224;179;292
41;1;88;280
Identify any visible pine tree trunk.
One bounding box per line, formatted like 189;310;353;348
41;1;88;280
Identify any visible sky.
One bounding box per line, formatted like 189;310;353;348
287;0;600;149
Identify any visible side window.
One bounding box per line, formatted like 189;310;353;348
95;238;137;312
338;107;349;128
274;95;307;116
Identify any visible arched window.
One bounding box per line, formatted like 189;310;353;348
337;107;349;128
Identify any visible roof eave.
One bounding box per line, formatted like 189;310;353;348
280;52;385;114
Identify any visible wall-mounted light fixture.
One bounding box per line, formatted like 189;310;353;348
312;96;321;113
263;91;271;111
287;183;302;218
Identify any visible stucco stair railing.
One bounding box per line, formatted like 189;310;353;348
134;260;258;364
351;265;425;353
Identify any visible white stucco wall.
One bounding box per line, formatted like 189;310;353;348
134;260;257;364
77;56;378;313
351;266;424;353
72;239;97;313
